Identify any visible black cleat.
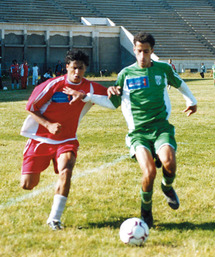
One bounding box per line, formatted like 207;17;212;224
141;208;153;229
163;187;180;210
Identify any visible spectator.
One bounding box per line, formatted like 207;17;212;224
32;63;39;86
10;59;20;89
27;64;31;86
168;59;177;72
39;67;53;83
43;67;53;80
55;60;63;76
20;59;28;89
62;67;67;75
200;63;206;78
100;69;107;77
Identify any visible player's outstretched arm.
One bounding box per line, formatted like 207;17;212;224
177;81;197;116
107;86;121;99
63;86;116;110
183;105;197;117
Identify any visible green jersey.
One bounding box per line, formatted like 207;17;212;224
110;60;183;134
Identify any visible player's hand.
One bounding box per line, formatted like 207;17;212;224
47;122;62;134
107;86;121;99
63;86;86;104
183;105;197;116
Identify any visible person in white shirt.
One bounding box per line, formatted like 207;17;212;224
32;63;39;86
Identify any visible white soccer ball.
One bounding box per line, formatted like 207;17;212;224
119;217;149;246
3;86;8;90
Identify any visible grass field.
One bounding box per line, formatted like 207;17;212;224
0;75;215;257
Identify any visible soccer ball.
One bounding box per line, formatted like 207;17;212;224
119;217;149;246
3;86;8;90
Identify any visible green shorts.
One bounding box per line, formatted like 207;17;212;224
126;121;177;158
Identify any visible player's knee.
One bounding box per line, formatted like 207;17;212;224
162;156;176;172
20;178;38;190
143;167;156;183
20;181;35;190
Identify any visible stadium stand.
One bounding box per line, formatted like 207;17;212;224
0;0;79;24
85;0;215;58
45;0;215;59
0;0;215;73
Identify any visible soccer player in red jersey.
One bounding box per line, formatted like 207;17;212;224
20;50;114;230
20;59;28;89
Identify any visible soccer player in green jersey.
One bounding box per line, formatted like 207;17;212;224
63;32;197;229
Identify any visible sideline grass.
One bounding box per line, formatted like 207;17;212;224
0;76;215;257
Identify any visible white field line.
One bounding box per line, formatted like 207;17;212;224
0;155;129;210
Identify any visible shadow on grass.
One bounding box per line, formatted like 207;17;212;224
156;222;215;231
70;220;215;231
183;78;212;83
69;216;131;230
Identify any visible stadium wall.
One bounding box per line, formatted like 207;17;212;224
0;22;129;75
160;59;214;73
0;22;213;76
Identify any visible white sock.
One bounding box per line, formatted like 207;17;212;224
47;194;67;223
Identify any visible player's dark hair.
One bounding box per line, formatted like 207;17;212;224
65;50;89;66
133;32;155;48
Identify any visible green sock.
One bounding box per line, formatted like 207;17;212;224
161;174;175;192
140;188;153;211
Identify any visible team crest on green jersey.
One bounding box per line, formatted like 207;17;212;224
155;75;162;86
126;76;149;90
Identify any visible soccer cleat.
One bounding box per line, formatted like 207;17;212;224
48;220;63;230
163;187;180;210
141;208;153;229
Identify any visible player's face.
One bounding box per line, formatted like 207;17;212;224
133;41;154;68
66;60;86;83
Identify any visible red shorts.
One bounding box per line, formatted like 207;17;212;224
22;139;79;174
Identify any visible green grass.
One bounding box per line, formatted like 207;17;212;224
0;76;215;257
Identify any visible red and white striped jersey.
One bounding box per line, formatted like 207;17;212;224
21;74;107;144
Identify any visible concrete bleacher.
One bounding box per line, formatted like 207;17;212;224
85;0;215;59
0;0;214;59
165;0;215;51
0;0;80;24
